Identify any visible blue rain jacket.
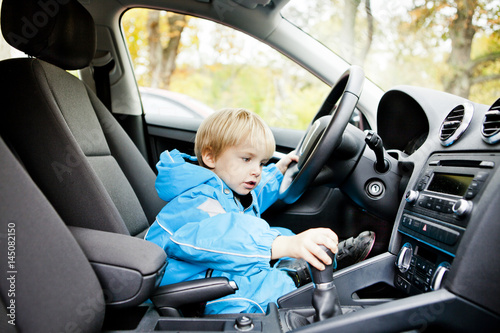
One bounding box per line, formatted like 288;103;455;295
145;150;297;314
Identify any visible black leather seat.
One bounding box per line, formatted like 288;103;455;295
0;136;105;332
0;0;165;237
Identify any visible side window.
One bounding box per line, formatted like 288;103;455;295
122;8;331;130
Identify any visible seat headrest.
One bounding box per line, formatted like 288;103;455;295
1;0;96;70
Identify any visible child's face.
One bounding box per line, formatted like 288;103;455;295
205;141;270;196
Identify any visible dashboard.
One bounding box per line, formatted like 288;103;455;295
378;85;500;318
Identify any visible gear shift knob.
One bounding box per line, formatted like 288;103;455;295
310;245;335;286
310;245;342;321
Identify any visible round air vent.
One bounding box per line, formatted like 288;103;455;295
481;97;500;144
439;103;474;147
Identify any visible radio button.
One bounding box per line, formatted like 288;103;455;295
413;276;424;289
443;229;460;245
402;215;414;229
435;228;447;243
396;275;410;292
401;215;409;227
474;171;489;181
465;189;476;199
442;201;454;214
469;180;481;189
434;198;444;212
412;219;421;231
434;225;460;245
465;180;482;199
416;259;428;272
417;175;430;190
425;196;434;209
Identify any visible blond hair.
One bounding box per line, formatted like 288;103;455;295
195;108;276;168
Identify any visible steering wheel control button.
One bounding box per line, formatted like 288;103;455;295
235;316;254;331
366;180;385;198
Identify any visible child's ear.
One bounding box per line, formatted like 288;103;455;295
201;148;216;169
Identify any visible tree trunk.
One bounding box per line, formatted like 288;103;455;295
161;14;187;89
358;0;373;65
340;0;373;66
147;11;162;88
443;0;477;98
146;12;186;89
341;0;361;63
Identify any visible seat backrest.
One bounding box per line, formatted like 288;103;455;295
0;136;105;332
0;0;165;236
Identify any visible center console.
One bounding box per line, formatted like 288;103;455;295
395;152;499;295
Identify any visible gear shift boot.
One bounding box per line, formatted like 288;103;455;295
281;246;343;331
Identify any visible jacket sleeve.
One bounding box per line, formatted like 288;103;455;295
164;195;282;276
254;164;283;213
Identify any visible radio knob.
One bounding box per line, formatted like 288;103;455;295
431;262;451;291
405;190;419;204
452;199;473;218
396;243;413;273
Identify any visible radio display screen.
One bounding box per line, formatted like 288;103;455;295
427;173;473;196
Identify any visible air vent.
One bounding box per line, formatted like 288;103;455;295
439;103;474;147
481;98;500;144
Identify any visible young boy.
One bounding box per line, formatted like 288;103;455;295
145;108;374;314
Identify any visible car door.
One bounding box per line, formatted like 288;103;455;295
121;8;390;255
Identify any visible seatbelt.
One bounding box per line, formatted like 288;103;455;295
92;51;115;112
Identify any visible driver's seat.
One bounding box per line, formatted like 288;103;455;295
0;0;165;237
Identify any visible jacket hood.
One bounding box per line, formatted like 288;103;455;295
155;149;219;202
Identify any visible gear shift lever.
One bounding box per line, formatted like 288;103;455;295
310;245;342;321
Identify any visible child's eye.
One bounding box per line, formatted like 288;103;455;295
242;157;250;162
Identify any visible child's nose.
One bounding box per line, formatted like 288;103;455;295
251;164;261;176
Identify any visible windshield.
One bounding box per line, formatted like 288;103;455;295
282;0;500;105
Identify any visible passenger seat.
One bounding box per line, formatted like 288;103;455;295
0;137;105;332
0;0;165;237
0;0;238;317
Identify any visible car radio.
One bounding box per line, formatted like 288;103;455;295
395;152;500;295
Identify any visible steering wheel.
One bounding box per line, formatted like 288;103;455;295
279;65;365;204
